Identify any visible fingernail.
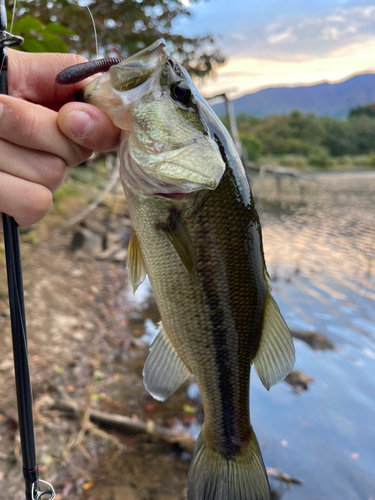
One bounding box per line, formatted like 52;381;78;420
64;110;94;138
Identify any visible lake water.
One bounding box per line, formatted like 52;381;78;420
132;170;375;500
251;171;375;500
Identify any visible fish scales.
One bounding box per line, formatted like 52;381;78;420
125;165;267;456
73;38;295;500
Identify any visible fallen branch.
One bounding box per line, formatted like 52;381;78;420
45;391;196;454
43;391;303;486
266;467;304;486
65;155;120;227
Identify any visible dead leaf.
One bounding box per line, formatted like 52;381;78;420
183;404;197;415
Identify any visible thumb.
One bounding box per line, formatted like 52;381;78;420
57;101;120;153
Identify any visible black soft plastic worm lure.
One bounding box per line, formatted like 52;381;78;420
56;57;122;85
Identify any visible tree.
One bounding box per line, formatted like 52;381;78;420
349;104;375;119
349;116;375;154
8;0;224;78
11;16;74;53
320;117;353;157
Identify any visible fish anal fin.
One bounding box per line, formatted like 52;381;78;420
143;322;191;401
159;210;196;279
187;429;271;500
253;291;295;390
126;230;147;294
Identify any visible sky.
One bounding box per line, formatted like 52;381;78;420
174;0;375;98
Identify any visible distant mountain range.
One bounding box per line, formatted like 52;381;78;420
210;73;375;119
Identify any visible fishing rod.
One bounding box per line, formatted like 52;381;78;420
0;1;55;499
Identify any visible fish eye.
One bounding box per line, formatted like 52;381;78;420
170;82;192;105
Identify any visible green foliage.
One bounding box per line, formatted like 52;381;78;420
349;103;375;119
279;155;308;169
219;115;230;130
51;181;86;214
11;16;74;52
232;109;375;167
320;118;353;157
240;134;263;161
348;116;375;154
8;0;224;78
361;153;375;167
236;111;325;156
21;230;42;246
307;145;331;168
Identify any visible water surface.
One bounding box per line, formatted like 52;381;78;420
251;171;375;500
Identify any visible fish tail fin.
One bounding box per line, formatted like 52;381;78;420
187;429;270;500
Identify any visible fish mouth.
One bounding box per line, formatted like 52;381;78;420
109;39;169;92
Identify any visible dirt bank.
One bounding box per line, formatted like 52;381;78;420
0;199;193;500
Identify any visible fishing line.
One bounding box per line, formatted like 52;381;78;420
86;4;99;59
10;0;17;35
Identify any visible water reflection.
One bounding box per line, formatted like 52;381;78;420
252;171;375;500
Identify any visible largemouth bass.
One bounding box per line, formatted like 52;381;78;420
76;40;295;500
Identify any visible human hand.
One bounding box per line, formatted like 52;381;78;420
0;50;120;229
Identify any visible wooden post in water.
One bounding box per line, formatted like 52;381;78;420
225;95;243;158
206;92;248;165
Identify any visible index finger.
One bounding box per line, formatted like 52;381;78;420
7;50;90;109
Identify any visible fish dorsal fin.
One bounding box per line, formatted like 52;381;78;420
126;230;147;294
253;291;295;390
159;210;196;279
143;322;191;401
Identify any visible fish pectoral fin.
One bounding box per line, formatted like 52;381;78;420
126;230;147;294
143;322;191;401
159;210;197;280
253;291;295;390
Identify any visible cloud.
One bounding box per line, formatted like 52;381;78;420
190;3;375;98
260;5;375;55
325;15;346;23
321;26;339;41
218;71;262;78
267;28;295;45
231;33;245;40
215;4;375;65
197;37;375;98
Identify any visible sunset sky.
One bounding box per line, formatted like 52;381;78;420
175;0;375;98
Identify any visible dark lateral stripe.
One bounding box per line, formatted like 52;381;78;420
201;272;241;458
196;168;241;458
